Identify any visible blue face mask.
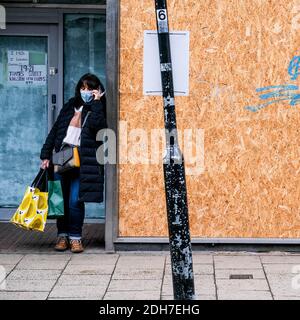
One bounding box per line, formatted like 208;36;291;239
80;90;94;103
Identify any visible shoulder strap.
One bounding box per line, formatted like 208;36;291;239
77;110;92;143
82;111;91;129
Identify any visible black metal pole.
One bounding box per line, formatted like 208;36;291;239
154;0;195;300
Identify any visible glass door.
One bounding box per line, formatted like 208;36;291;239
0;24;58;220
63;13;106;219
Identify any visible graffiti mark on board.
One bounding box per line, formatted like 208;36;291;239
245;56;300;112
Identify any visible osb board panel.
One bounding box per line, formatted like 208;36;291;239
119;0;300;238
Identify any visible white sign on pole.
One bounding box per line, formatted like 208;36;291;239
7;50;47;86
143;30;190;96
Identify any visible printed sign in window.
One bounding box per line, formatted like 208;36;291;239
7;50;47;86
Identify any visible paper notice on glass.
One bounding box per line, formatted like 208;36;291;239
8;50;29;65
7;50;47;86
143;30;190;96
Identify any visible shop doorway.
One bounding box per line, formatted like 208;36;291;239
0;8;106;222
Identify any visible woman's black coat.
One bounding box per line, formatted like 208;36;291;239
40;97;107;203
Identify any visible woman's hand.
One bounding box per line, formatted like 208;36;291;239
40;159;50;169
92;89;105;101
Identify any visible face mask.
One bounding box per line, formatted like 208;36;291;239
80;90;94;103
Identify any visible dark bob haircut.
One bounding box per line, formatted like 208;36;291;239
74;73;106;118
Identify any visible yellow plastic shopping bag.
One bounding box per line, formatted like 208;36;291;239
10;169;49;232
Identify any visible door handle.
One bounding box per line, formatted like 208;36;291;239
51;94;56;125
51;105;56;119
51;94;57;123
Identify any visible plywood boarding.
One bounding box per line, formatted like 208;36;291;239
119;0;300;238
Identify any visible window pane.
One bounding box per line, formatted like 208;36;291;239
64;13;106;102
64;13;106;218
0;36;48;207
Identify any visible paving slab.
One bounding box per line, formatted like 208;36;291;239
16;260;69;270
49;285;106;299
0;264;16;275
215;268;266;279
273;296;300;300
259;252;298;256
162;275;215;296
216;279;269;291
108;279;162;292
3;279;56;291
7;269;61;281
161;295;175;300
63;264;115;275
21;254;71;261
161;285;173;296
47;297;97;300
69;254;119;265
266;274;300;297
194;294;216;300
214;252;261;257
217;290;273;300
0;254;24;265
195;275;216;295
0;291;48;300
263;264;299;274
103;291;160;300
57;274;111;287
116;256;165;269
261;255;300;264
81;249;106;254
112;268;163;280
214;256;262;269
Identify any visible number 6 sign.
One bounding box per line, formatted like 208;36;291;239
156;9;168;33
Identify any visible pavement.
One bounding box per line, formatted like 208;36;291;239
1;223;300;300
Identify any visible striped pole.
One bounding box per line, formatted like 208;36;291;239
154;0;196;300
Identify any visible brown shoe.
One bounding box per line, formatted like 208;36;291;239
54;236;69;251
70;239;84;253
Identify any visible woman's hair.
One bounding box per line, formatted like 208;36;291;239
74;73;106;118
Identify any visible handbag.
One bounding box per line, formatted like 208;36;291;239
10;168;49;232
52;111;91;174
47;178;64;219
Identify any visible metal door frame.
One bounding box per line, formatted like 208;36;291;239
1;3;117;251
0;6;109;226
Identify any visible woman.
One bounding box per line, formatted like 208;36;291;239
40;73;107;253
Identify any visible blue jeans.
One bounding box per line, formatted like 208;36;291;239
53;168;85;240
